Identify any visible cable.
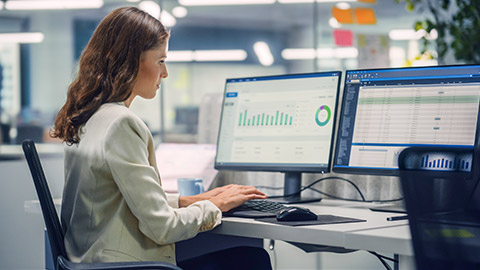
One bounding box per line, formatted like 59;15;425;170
369;252;398;263
309;187;404;204
267;176;366;201
308;187;367;202
368;251;394;270
257;176;404;204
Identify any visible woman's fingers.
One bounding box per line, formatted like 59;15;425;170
209;185;267;212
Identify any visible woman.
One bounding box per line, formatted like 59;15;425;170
52;6;271;269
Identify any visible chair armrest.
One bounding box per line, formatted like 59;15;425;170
58;256;182;270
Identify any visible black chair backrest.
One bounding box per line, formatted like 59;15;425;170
22;140;67;268
398;147;480;270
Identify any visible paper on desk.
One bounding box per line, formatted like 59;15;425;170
155;143;218;193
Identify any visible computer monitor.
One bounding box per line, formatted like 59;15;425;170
333;64;480;176
215;71;341;203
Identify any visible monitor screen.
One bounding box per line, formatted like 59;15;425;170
215;71;341;203
333;64;480;176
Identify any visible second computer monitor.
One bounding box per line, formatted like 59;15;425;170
333;64;480;176
215;71;341;203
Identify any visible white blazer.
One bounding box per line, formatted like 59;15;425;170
61;102;221;265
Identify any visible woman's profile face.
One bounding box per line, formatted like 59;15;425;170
132;41;168;100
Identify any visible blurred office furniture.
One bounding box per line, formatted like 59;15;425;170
399;147;480;270
16;123;44;144
198;93;223;144
174;106;199;134
1;123;10;143
22;140;182;270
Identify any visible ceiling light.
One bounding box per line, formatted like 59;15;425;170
161;10;176;27
126;0;141;2
329;17;341;28
168;50;247;62
389;29;425;40
281;47;357;60
316;48;335;58
253;41;274;66
279;0;356;3
318;0;356;2
335;2;350;9
168;51;194;62
139;1;160;19
0;33;44;43
0;2;3;9
334;47;358;58
172;6;188;18
194;50;247;61
179;0;275;6
5;0;103;10
278;0;314;3
281;48;316;60
427;29;438;40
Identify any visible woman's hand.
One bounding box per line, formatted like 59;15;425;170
208;184;267;212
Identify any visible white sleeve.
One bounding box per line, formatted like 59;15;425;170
103;115;221;245
166;193;180;208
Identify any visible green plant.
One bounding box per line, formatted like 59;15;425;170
394;0;480;64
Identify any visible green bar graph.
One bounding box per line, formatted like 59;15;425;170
238;109;294;127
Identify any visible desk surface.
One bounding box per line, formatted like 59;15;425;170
0;143;63;160
211;199;411;255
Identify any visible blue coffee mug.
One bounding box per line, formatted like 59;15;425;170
177;178;204;196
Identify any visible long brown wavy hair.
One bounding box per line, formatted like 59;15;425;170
52;6;169;145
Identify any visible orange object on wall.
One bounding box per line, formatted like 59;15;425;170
355;8;377;25
332;7;353;24
358;0;376;3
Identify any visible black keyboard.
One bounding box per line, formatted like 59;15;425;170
223;199;292;218
243;199;291;214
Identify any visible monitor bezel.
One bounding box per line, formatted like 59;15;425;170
214;71;342;174
332;64;480;177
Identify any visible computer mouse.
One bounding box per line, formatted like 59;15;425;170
276;207;318;221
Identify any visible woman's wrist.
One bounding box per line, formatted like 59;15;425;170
179;194;208;207
208;197;226;212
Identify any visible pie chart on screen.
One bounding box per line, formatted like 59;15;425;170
315;105;331;126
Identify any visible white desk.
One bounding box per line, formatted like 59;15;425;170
198;200;414;269
214;201;407;246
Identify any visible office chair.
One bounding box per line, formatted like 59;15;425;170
398;147;480;270
22;140;182;270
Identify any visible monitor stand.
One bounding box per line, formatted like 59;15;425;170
269;172;322;204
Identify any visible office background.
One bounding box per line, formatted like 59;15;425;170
0;0;475;269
